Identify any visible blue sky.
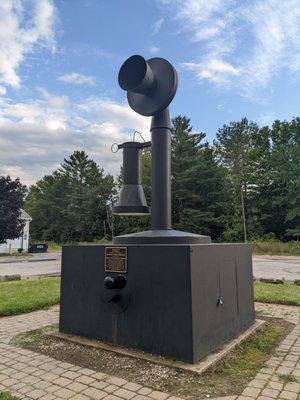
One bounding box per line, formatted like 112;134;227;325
1;0;300;185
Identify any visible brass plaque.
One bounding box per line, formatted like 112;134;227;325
105;247;127;273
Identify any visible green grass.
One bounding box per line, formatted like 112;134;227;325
278;374;298;383
254;281;300;306
47;239;111;252
0;393;20;400
251;241;300;256
0;277;298;319
217;324;281;379
46;241;62;252
0;277;60;316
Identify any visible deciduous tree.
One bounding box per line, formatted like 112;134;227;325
0;176;26;244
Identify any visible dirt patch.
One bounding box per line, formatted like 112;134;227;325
11;317;293;400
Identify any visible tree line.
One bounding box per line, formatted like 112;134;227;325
1;115;298;244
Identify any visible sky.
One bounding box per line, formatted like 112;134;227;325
1;0;300;186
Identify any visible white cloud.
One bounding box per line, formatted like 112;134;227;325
38;87;69;108
152;17;164;35
58;72;96;86
182;59;240;85
0;87;69;131
0;1;154;187
0;91;150;186
258;113;276;127
241;1;300;93
77;97;150;134
0;119;124;185
0;0;57;89
173;0;232;42
148;46;160;54
0;86;6;95
160;0;300;96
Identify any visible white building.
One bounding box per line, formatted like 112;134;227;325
0;209;32;253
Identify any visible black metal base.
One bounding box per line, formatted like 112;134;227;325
113;229;211;244
60;243;255;363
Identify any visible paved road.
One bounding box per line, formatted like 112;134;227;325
0;251;61;264
253;255;300;281
0;253;299;280
0;252;61;278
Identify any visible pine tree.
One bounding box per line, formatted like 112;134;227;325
26;151;114;242
171;116;231;240
171;116;205;224
25;118;299;243
267;118;300;239
285;118;300;239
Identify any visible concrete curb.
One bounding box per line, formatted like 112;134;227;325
254;277;300;285
22;272;61;280
0;274;21;282
0;273;60;282
0;258;32;264
0;257;59;264
0;274;299;283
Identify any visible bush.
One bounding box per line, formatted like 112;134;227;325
251;241;300;256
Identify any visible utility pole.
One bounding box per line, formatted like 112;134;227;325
240;183;247;242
